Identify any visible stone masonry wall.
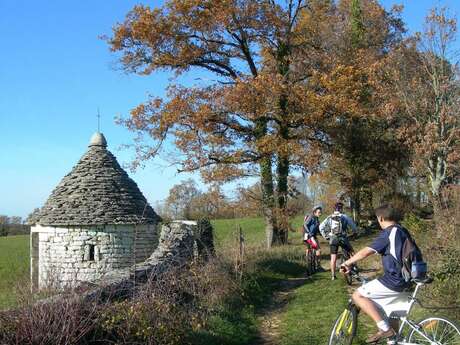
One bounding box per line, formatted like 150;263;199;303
84;219;215;301
31;224;158;289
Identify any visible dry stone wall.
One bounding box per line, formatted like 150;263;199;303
85;219;215;300
31;224;158;289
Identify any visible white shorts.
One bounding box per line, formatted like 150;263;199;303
357;279;411;318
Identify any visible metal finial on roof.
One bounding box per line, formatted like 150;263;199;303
89;132;107;147
97;108;101;133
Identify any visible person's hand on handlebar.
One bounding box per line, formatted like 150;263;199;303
348;232;358;240
340;263;351;274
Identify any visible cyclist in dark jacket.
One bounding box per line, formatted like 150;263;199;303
303;205;324;271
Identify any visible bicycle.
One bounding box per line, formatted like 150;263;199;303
305;241;319;275
333;234;357;285
339;245;357;285
329;272;460;345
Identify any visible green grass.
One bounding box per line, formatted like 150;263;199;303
203;216;357;345
0;235;30;308
278;272;349;345
212;215;304;247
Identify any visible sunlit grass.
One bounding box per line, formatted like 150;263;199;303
0;235;29;308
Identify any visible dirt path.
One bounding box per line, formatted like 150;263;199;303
253;234;381;345
254;276;310;345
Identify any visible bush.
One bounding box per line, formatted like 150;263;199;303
0;297;99;345
419;187;460;320
401;212;427;234
0;258;238;345
96;260;236;345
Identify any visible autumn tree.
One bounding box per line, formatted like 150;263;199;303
307;0;409;222
385;7;460;207
165;179;201;219
108;0;332;247
190;184;228;218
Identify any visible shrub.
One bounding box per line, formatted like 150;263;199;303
0;257;238;345
94;259;237;345
420;187;460;320
402;212;427;234
0;296;99;345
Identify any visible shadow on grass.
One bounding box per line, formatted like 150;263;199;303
188;253;311;345
256;258;307;278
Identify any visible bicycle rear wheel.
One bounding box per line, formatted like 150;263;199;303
307;249;316;275
340;253;353;285
328;306;358;345
407;317;460;344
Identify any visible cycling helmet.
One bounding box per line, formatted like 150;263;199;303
312;205;323;213
334;202;344;212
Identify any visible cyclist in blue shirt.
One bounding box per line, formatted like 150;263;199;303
303;205;324;271
341;204;412;343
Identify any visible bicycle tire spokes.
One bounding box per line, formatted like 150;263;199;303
406;317;460;345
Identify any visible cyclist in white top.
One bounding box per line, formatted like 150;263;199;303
319;202;357;280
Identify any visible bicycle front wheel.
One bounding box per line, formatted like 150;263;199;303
407;317;460;344
328;306;357;345
339;254;353;285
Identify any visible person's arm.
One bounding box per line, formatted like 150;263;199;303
319;217;330;239
305;216;314;236
344;214;357;234
343;247;375;266
342;230;388;272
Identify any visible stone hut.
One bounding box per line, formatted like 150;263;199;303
29;132;160;290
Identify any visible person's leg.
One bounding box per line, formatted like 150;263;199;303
311;238;322;270
330;253;337;278
355;281;397;343
352;290;384;323
329;240;339;279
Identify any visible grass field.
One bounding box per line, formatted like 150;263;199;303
0;235;30;308
212;215;304;246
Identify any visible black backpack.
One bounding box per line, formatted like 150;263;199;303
400;228;427;282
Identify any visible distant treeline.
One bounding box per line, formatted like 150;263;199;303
0;216;30;236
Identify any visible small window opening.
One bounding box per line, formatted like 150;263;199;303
89;244;95;261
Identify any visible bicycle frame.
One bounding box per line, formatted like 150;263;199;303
347;276;441;345
389;282;441;345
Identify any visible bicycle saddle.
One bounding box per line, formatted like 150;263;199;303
413;276;433;284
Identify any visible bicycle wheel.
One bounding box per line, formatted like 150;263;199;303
305;249;312;275
311;249;318;272
329;306;358;345
340;253;353;285
407;317;460;344
307;249;315;275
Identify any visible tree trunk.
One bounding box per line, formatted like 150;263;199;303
274;78;290;245
255;118;278;249
260;156;278;249
275;154;290;245
362;187;374;222
350;188;361;225
429;156;447;211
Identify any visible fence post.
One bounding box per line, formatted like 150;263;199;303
236;225;245;283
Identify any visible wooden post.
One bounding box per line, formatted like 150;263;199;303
235;225;245;282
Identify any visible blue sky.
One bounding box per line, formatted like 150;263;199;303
0;0;458;219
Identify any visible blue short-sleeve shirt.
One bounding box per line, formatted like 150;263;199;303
368;224;411;292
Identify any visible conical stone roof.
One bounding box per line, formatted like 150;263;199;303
30;132;160;226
